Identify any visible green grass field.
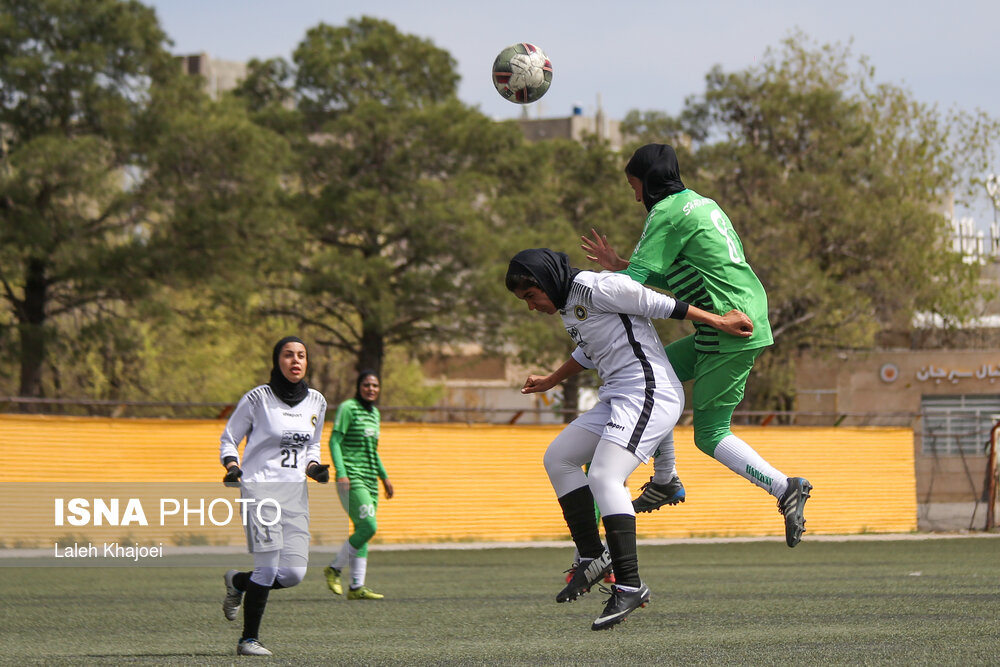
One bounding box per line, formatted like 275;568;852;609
2;537;998;665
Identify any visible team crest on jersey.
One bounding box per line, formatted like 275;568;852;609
574;305;588;320
311;414;317;427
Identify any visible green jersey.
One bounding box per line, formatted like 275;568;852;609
328;398;387;493
626;189;773;353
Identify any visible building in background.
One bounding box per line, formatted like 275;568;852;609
795;202;1000;532
516;98;627;152
178;53;246;99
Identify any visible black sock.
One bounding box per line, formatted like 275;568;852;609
233;571;251;591
241;580;271;641
602;513;640;588
557;485;604;559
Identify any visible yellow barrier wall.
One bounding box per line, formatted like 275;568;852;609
0;415;917;546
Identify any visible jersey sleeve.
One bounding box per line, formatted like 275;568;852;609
219;392;253;465
328;401;351;476
571;346;596;369
590;273;680;320
332;400;352;435
307;394;326;466
627;205;686;277
373;408;388;480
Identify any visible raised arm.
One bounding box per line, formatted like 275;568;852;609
581;228;630;271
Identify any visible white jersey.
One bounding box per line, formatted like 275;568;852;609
219;385;327;483
562;271;682;395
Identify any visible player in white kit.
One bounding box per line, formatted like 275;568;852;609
506;249;752;630
218;336;330;656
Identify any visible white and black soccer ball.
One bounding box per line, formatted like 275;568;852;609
491;43;552;104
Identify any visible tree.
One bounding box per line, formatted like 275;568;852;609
622;33;996;409
0;0;290;402
0;0;175;399
241;17;538;380
293;16;459;117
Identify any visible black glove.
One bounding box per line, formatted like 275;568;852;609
223;466;243;487
307;463;330;483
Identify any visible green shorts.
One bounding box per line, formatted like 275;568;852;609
664;334;764;456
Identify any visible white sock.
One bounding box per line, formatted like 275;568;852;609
650;434;678;484
332;540;355;571
712;434;788;497
350;555;367;589
651;461;679;485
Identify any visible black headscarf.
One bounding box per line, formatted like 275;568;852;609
354;369;380;412
625;143;686;212
506;248;580;310
268;336;309;407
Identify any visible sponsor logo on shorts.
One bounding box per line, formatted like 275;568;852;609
606;421;626;432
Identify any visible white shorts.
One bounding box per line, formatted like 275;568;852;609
569;387;683;463
242;482;310;563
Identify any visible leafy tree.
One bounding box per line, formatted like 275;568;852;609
293;16;459;116
239;17;538;381
0;0;174;399
621;34;996;410
0;0;289;402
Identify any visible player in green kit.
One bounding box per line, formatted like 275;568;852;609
323;370;394;599
583;143;812;547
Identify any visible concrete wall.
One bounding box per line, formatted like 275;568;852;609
796;349;1000;527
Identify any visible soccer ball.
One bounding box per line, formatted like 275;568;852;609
492;43;552;104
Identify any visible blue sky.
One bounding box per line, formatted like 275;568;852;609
147;0;999;122
147;0;999;225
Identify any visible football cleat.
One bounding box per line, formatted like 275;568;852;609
591;582;651;631
565;561;616;585
347;586;384;600
237;638;273;656
778;477;813;547
323;566;343;595
222;569;243;621
632;475;686;513
556;551;612;603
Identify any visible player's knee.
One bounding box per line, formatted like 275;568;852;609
543;441;585;481
693;428;728;457
275;566;306;588
354;518;377;543
542;445;564;476
249;566;278;587
585;459;620;499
